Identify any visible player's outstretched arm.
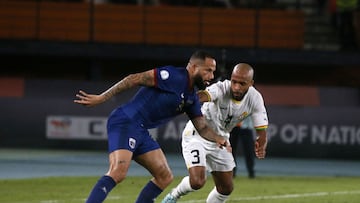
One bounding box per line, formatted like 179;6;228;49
74;90;104;107
255;130;267;159
74;69;155;107
191;116;229;149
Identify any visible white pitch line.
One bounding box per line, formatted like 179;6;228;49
178;190;360;203
39;195;125;203
40;198;85;203
37;190;360;203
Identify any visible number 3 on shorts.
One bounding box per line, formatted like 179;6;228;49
191;149;200;164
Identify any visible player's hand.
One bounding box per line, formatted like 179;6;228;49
217;138;232;152
255;134;267;159
225;140;232;153
74;90;104;107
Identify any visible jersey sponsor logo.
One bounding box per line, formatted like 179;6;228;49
177;93;186;112
177;94;194;112
160;70;169;80
129;137;136;149
177;100;185;112
224;115;233;128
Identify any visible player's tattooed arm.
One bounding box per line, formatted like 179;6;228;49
191;116;228;148
101;69;155;101
74;69;155;107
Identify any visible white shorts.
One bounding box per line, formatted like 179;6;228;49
181;121;235;172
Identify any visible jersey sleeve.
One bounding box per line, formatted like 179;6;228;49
204;80;228;102
251;92;269;130
154;66;183;92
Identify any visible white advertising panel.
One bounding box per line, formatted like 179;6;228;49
46;115;107;140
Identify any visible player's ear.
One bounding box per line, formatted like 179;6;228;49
187;61;194;69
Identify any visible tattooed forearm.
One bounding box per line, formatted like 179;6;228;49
101;75;135;101
192;117;217;142
100;70;154;102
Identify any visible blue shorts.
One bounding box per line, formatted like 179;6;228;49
107;108;160;157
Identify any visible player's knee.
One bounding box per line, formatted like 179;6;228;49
190;177;206;190
161;170;174;186
153;165;174;188
108;168;127;184
216;183;233;195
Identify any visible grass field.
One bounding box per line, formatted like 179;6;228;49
0;176;359;203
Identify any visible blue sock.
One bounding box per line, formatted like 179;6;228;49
135;181;163;203
86;175;116;203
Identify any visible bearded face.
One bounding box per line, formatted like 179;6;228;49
194;73;207;90
230;87;247;101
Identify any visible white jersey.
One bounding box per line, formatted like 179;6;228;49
181;80;268;172
201;79;268;139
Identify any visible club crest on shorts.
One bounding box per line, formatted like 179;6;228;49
129;138;136;149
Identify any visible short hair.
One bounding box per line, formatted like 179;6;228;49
190;50;215;62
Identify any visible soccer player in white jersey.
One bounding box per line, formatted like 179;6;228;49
161;63;268;203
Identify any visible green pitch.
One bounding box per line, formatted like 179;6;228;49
0;176;359;203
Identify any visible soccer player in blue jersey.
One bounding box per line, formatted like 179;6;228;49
74;50;229;203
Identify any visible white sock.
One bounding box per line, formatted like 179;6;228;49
171;176;195;198
206;187;229;203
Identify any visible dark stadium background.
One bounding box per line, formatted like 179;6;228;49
0;0;359;160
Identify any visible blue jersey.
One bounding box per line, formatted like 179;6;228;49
120;65;202;129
